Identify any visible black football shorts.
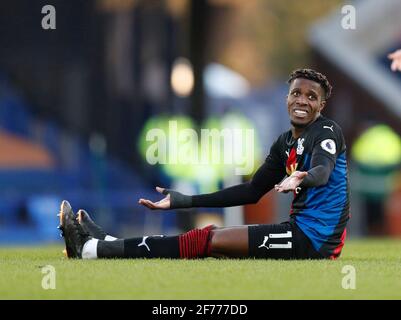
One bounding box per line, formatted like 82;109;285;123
248;221;324;260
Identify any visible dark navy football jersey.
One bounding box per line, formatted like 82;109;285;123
265;115;349;259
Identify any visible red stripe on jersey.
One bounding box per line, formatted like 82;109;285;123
286;148;297;176
330;228;347;260
286;148;298;215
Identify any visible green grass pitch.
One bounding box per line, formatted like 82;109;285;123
1;238;401;299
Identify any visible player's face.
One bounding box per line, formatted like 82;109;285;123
287;78;326;128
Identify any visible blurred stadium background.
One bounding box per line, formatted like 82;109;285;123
0;0;401;246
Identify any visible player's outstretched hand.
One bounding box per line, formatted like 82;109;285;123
138;187;171;210
388;49;401;72
274;171;308;193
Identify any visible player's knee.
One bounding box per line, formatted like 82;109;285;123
208;227;224;255
208;226;249;258
197;224;220;257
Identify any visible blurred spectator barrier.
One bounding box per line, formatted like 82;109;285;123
351;124;401;235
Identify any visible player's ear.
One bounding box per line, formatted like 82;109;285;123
319;99;326;112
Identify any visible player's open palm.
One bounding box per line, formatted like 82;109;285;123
138;187;171;210
275;171;308;193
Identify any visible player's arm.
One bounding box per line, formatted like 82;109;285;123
139;139;286;210
189;161;285;208
299;152;334;187
138;162;285;210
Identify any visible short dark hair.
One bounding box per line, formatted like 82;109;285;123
287;68;332;100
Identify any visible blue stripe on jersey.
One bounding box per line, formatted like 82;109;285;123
302;153;311;171
295;152;348;252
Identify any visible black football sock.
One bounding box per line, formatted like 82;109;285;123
97;239;125;258
97;235;180;259
96;225;214;259
124;235;180;258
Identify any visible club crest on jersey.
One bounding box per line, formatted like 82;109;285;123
296;138;304;155
321;139;336;155
286;148;298;175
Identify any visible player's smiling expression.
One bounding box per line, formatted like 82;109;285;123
287;78;326;131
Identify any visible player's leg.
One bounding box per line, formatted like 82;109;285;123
83;224;216;259
59;199;216;259
98;222;323;260
60;200;322;260
93;225;248;259
76;207;197;259
92;222;307;260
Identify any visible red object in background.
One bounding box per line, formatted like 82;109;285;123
244;191;276;224
385;181;401;237
0;130;54;169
